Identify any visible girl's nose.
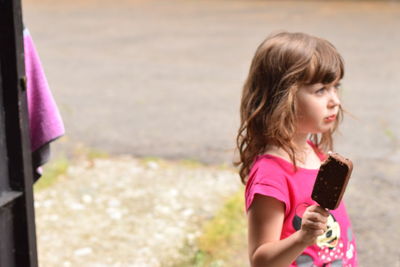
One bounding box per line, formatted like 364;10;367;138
329;88;341;107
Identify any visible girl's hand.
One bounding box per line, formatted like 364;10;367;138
298;205;329;246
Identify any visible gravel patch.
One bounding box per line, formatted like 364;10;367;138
34;157;242;267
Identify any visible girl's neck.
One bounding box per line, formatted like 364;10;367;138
264;133;322;169
292;133;310;152
292;133;317;166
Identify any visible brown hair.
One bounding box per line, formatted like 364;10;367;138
235;32;344;184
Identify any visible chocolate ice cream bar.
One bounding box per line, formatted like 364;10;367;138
311;153;353;210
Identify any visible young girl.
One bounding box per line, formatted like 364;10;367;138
236;32;357;266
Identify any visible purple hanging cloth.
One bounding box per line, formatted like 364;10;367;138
23;27;65;181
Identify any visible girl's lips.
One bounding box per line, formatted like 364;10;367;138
325;114;337;122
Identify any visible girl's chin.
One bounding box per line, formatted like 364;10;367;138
309;127;333;134
297;124;335;135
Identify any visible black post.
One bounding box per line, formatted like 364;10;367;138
0;0;38;266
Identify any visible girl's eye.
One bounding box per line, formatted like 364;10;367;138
316;87;326;95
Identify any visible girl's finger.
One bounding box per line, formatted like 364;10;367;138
304;212;328;223
304;220;326;230
307;205;329;217
313;229;325;236
315;206;330;217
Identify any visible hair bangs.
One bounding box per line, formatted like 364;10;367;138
301;39;344;85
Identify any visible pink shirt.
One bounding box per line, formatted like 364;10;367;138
245;149;358;266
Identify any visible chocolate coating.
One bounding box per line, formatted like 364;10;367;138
311;153;353;210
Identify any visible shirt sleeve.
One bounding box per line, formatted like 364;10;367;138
245;160;290;216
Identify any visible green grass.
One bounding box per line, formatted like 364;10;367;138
179;159;205;168
34;145;111;191
139;157;205;168
384;128;395;140
72;144;109;160
34;157;69;191
86;149;109;160
175;189;247;267
139;156;164;164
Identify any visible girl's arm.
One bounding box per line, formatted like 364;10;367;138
248;195;328;267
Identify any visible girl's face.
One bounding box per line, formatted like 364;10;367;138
295;81;341;134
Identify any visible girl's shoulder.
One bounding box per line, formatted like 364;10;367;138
254;146;293;170
249;153;292;181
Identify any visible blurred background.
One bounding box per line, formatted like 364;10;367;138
24;0;400;266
